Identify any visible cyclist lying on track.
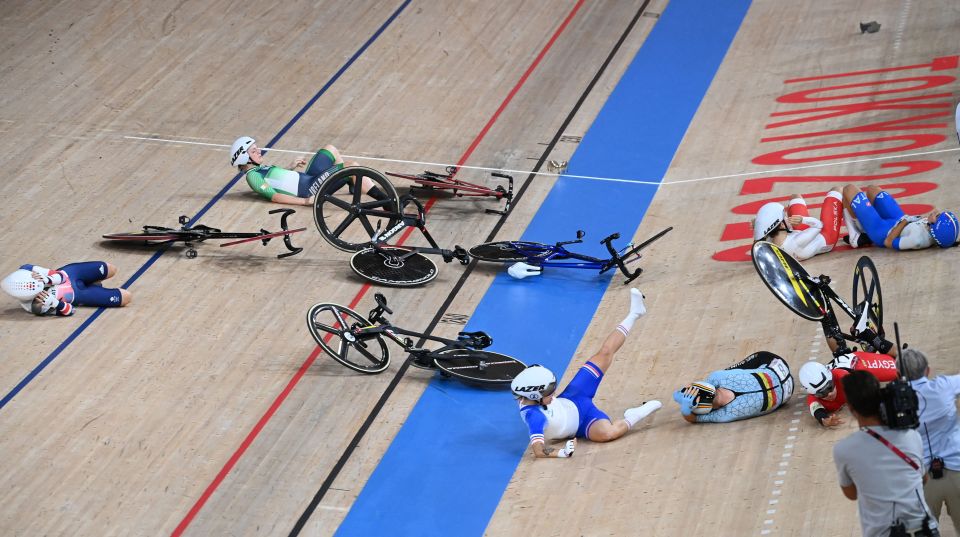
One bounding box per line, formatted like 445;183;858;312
1;262;131;316
673;351;794;423
230;136;389;206
752;187;844;261
798;351;899;428
511;288;662;458
841;184;959;249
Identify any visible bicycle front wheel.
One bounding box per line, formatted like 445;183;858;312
468;241;551;263
852;255;883;332
350;247;439;287
306;302;390;374
102;229;181;245
314;166;401;252
433;349;526;387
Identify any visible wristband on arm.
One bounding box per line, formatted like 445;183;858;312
813;407;829;425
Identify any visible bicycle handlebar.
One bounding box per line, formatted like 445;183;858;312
368;293;393;324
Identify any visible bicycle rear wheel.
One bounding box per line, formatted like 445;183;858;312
101;229;185;245
306;302;390;374
350;247;439;287
314;166;401;252
468;241;551;262
851;255;883;333
433;349;526;387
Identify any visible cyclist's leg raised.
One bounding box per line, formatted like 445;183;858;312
562;288;660;442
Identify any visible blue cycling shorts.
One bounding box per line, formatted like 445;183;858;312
299;148;343;197
58;261;123;307
850;191;905;247
558;361;611;438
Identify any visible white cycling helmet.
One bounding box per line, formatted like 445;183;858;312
753;202;788;241
510;365;557;401
1;269;44;301
230;136;256;166
799;361;834;397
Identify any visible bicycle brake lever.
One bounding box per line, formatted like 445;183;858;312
454;245;470;265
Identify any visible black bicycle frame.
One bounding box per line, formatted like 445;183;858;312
802;273;877;357
367;195;468;263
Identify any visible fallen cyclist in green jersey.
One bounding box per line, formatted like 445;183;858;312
230;136;389;206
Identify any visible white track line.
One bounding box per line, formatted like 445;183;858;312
121;134;960;188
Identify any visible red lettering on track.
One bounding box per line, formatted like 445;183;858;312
740;161;941;195
752;135;945;165
785;56;959;83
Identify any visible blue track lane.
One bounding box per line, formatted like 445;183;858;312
334;1;751;535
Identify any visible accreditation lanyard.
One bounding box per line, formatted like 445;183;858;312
863;427;920;471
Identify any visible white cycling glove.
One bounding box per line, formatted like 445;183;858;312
556;439;576;458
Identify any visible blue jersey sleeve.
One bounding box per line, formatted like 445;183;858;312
520;405;547;444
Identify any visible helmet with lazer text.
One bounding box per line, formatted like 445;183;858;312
689;381;717;414
1;269;44;301
929;211;959;248
510;364;557;402
799;361;834;397
753;202;789;241
230;136;256;166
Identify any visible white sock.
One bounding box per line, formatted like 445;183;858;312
844;208;862;247
617;288;647;336
624;400;662;428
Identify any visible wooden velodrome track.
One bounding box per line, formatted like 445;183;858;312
1;0;959;535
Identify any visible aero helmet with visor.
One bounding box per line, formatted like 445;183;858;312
799;361;834;398
1;269;44;302
930;211;959;248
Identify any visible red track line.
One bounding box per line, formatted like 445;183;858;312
170;2;584;535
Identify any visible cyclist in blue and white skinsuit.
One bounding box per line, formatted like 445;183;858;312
841;184;959;250
511;288;662;458
673;351;794;423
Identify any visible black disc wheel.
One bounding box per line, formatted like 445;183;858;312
851;255;883;334
350;247;438;287
468;241;551;262
306;302;390;374
314;166;401;252
433;349;526;388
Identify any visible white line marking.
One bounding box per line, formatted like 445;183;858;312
120;134;960;188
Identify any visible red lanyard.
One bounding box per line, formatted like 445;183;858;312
863;427;920;471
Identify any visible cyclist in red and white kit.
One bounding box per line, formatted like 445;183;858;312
799;351;899;428
752;187;843;261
